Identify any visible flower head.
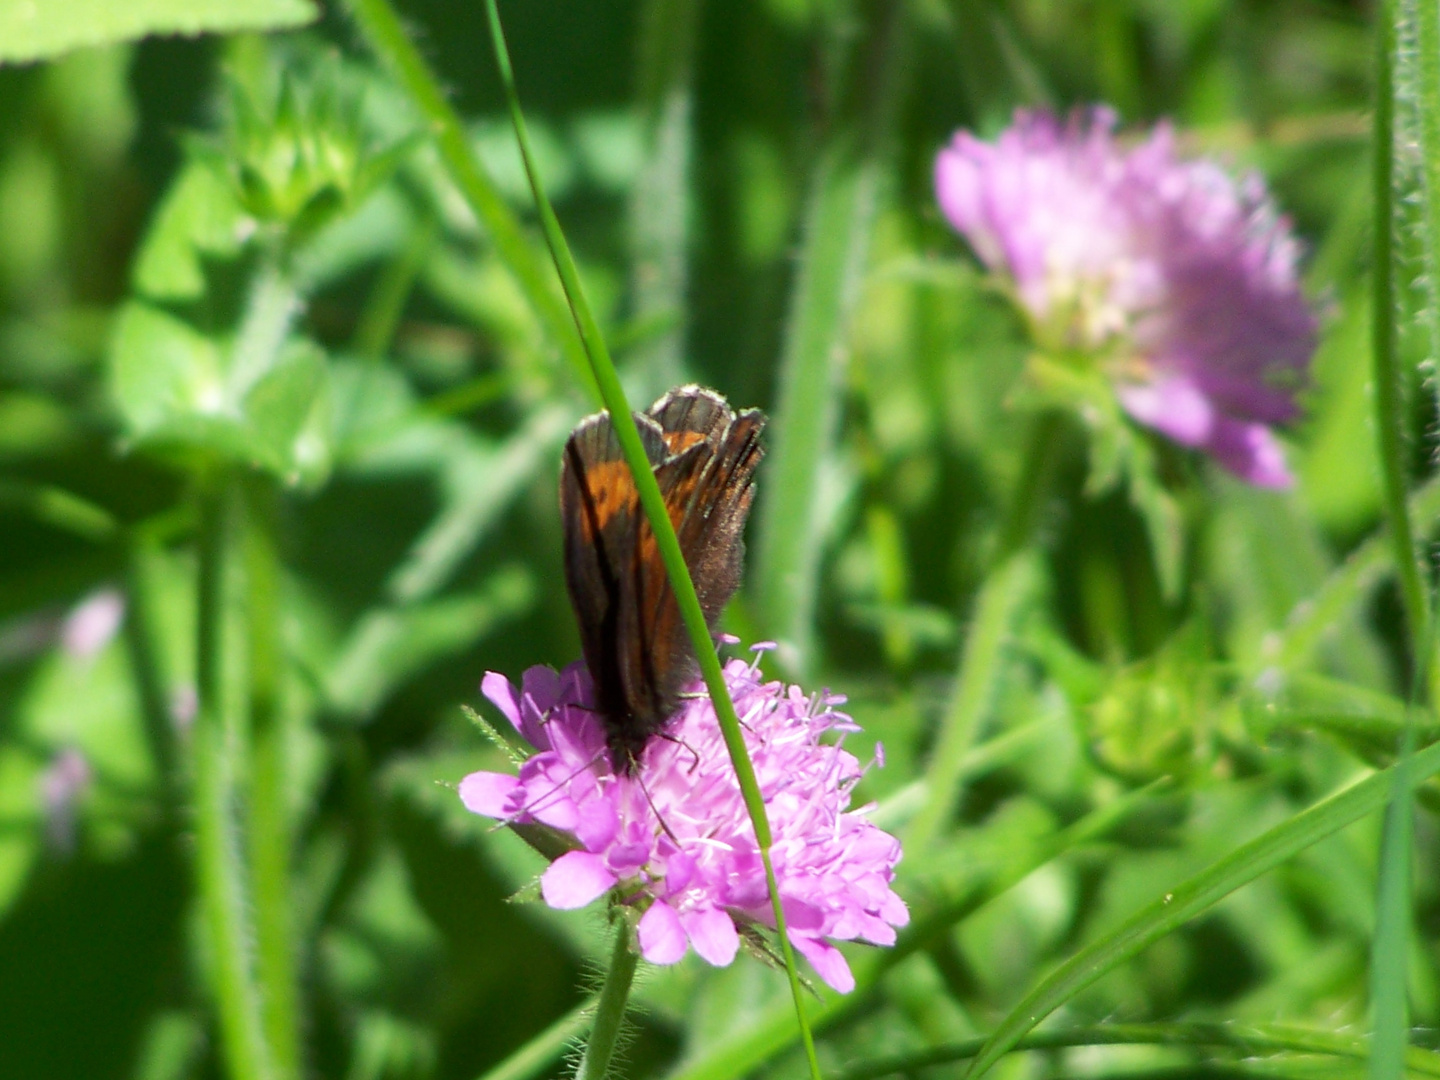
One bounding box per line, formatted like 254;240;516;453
935;107;1316;487
459;646;908;993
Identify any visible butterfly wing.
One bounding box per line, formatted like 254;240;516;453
560;387;767;768
618;394;767;731
559;408;670;725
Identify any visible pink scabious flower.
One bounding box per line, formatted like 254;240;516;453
459;646;908;994
935;107;1316;487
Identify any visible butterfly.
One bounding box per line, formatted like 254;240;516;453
560;385;766;772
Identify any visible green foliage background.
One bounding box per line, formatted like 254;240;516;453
0;1;1434;1079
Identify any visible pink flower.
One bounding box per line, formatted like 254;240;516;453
459;646;908;993
936;108;1316;487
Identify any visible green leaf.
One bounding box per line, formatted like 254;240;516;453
962;737;1440;1080
109;302;332;485
110;301;227;438
132;161;251;302
0;0;317;66
240;340;332;487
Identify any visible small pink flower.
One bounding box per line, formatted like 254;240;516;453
459;646;907;993
936;108;1316;487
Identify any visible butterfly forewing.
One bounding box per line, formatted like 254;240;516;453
559;386;767;769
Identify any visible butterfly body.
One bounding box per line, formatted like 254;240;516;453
560;386;765;771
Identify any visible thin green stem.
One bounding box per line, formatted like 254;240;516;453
352;214;437;361
229;253;300;401
195;480;273;1080
123;536;180;817
575;923;638;1080
1370;12;1423;1077
480;2;818;1074
1371;0;1429;663
344;0;591;388
754;0;906;675
243;478;302;1080
997;410;1066;558
837;1022;1440;1080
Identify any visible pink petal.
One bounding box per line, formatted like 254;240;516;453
481;672;522;731
789;934;855;994
540;851;616;910
638;901;687;965
1116;375;1214;446
880;890;910;927
573;796;619;850
681;908;739;967
458;771;519;818
1205;417;1293;488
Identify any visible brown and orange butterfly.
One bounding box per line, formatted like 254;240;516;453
559;385;766;771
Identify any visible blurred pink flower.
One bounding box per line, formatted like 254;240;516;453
61;588;125;659
459;646;907;993
40;748;91;853
936;107;1315;487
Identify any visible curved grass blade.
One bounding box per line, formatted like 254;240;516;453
838;1022;1440;1080
474;998;595;1080
961;737;1440;1080
479;3;819;1074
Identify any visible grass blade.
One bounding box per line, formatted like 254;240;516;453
479;3;820;1072
906;551;1039;854
838;1022;1440;1080
962;737;1440;1080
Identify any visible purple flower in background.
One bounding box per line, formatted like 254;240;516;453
459;646;907;993
935;107;1316;487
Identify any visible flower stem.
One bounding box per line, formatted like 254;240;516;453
1371;0;1430;666
996;409;1067;559
243;477;302;1080
195;479;274;1080
575;921;639;1080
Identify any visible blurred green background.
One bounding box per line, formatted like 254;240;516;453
0;1;1433;1079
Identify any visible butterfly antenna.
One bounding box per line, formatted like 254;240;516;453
656;730;702;773
630;751;682;846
